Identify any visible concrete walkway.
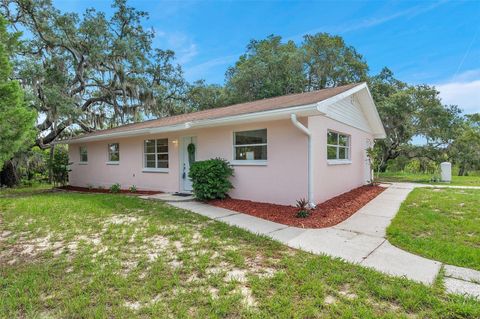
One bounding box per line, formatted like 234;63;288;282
139;193;195;202
149;183;480;299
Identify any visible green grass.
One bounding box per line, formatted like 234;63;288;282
0;183;53;197
378;171;480;186
1;189;479;318
388;188;480;271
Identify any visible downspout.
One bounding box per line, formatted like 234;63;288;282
290;114;316;209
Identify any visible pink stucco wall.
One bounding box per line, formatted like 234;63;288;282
69;132;181;193
69;119;308;205
68;116;373;206
309;115;373;204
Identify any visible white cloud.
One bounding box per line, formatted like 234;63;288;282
435;70;480;114
175;42;198;65
153;29;198;65
452;69;480;82
184;54;239;82
286;1;447;41
436;80;480;114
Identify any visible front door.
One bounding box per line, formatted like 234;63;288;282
181;136;197;192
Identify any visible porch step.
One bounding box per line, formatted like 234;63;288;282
139;193;196;202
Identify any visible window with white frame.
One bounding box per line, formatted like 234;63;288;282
144;139;169;169
79;146;88;163
234;129;267;161
107;143;120;162
327;131;350;160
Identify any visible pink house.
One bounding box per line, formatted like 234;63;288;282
66;83;386;206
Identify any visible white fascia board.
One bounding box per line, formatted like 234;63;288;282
67;123;191;143
183;103;320;130
316;83;367;113
66;103;321;143
362;85;387;139
373;132;387;139
67;128;150;143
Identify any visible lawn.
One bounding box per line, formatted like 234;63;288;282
377;172;480;186
388;187;480;271
0;183;52;197
1;189;479;318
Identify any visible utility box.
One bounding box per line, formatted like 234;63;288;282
440;162;452;182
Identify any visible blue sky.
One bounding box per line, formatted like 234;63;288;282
54;0;480;114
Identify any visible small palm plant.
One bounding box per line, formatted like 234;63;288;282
296;198;310;218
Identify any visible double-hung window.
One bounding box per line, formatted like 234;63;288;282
107;143;120;163
233;129;267;163
144;139;169;171
327;131;350;161
79;146;88;163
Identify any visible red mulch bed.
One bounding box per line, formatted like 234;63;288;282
209;185;385;228
57;185;162;195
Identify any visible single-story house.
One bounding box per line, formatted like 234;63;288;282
66;82;386;206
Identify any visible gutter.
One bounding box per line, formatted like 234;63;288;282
290;114;316;209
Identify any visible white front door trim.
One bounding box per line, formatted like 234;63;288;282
179;135;197;193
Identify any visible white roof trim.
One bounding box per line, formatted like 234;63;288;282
65;83;386;143
315;83;366;112
362;84;387;138
66;102;322;143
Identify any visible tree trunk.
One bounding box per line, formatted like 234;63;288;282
378;160;389;173
48;145;55;183
458;165;466;176
0;160;19;187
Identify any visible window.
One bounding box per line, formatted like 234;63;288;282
79;146;88;163
327;131;350;161
234;129;267;162
144;139;169;170
108;143;120;162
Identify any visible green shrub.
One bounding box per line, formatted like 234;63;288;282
404;159;421;174
21;180;34;187
189;158;234;200
46;146;71;187
129;185;137;193
109;183;121;193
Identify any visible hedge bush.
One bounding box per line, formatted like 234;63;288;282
189;158;234;200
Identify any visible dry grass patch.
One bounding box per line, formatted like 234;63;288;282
0;191;479;318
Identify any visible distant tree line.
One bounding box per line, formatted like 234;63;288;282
0;0;478;187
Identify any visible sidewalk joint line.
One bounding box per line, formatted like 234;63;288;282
361;239;387;263
445;274;480;285
214;212;240;220
266;226;290;234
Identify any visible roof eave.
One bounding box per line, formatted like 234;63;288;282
64;83;388;144
362;84;387;139
65;102;322;144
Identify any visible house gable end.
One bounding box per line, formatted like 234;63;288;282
316;84;386;138
323;95;372;134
